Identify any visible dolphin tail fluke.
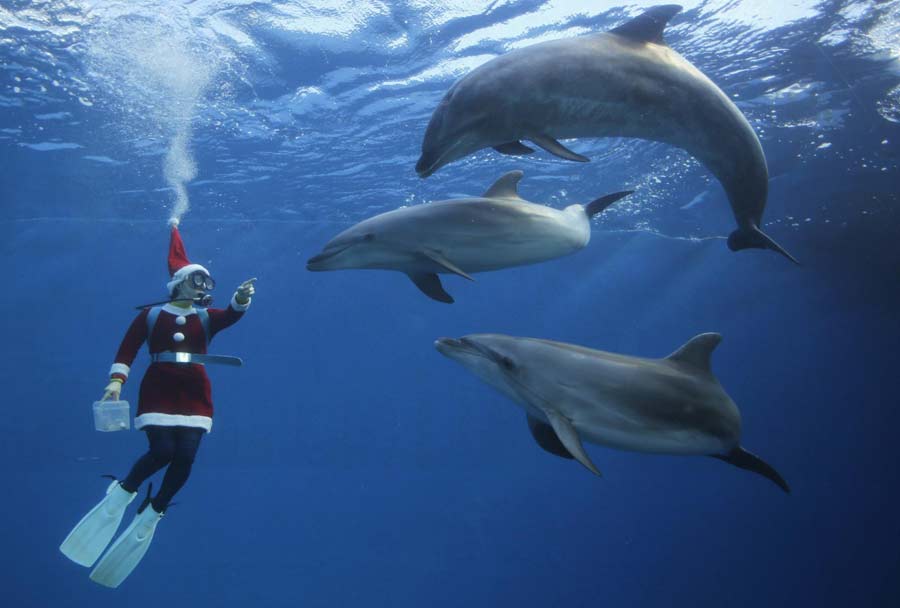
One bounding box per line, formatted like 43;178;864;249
585;190;633;218
727;225;799;265
408;273;454;303
712;446;790;493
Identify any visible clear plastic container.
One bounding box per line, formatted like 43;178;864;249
93;400;131;432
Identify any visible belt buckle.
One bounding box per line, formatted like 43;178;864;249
174;352;191;364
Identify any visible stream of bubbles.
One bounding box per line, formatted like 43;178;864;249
83;3;220;224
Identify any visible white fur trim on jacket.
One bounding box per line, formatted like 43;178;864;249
109;363;131;379
135;413;212;432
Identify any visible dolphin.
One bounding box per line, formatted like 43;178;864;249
415;5;797;263
306;171;632;303
435;332;790;492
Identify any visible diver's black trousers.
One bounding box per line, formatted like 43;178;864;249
121;425;204;512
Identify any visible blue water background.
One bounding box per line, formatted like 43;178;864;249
2;1;900;606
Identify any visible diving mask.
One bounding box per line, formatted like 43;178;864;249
187;270;215;291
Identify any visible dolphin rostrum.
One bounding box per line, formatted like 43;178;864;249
435;332;790;492
306;171;632;303
415;5;797;263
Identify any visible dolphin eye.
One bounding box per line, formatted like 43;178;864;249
500;357;516;371
364;233;375;241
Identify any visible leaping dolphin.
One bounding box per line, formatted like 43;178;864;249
415;5;797;263
435;332;790;492
306;171;632;303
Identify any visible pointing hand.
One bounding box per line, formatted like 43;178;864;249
235;277;257;305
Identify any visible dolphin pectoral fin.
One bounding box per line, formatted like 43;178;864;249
544;410;602;476
408;273;454;303
421;250;474;281
526;414;575;460
609;4;682;45
727;225;800;265
584;190;634;218
482;170;524;199
665;333;722;372
529;135;590;163
711;446;790;493
493;141;535;156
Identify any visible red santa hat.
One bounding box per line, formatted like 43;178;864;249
166;225;210;293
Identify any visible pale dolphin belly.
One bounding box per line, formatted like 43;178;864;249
376;198;590;274
573;406;735;455
432;222;586;272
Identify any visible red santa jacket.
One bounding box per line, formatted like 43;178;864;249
109;296;249;432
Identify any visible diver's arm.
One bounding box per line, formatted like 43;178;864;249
103;309;150;399
207;278;255;337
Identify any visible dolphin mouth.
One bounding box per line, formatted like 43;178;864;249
416;137;468;178
435;337;482;357
435;336;494;360
305;251;331;271
435;337;464;355
306;242;356;271
306;248;342;271
415;155;438;178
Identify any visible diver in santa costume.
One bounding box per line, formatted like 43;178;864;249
60;225;256;588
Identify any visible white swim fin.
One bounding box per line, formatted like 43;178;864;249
60;479;136;567
89;497;164;588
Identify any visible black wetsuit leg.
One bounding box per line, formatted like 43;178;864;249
151;427;204;512
120;426;204;512
121;426;177;493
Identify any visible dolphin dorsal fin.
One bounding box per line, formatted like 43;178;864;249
609;4;682;45
665;332;722;372
483;170;524;199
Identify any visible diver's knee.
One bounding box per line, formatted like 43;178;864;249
172;447;197;467
150;443;176;465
